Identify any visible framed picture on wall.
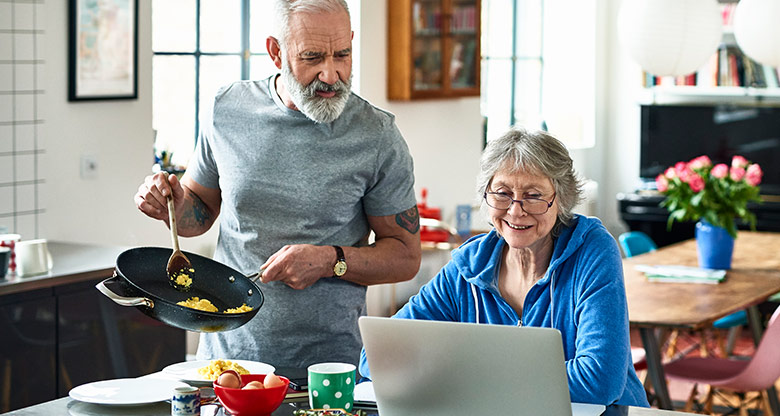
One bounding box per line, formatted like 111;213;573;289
68;0;138;101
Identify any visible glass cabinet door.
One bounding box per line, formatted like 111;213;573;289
389;0;481;100
449;0;479;89
412;0;443;90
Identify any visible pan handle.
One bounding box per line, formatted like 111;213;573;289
246;267;265;283
96;274;155;308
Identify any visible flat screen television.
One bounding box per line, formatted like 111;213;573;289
640;104;780;195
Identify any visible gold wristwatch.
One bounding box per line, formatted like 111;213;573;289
332;245;347;278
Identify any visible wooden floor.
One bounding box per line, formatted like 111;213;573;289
631;326;779;415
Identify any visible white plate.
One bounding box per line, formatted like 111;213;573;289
162;360;275;386
68;401;171;416
69;378;188;406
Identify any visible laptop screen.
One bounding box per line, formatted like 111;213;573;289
359;317;578;416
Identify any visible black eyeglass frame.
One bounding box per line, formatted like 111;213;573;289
483;191;557;214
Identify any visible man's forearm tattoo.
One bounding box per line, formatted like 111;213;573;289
396;206;420;234
181;193;211;228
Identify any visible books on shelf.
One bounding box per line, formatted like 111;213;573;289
636;264;726;284
643;2;780;91
450;4;477;33
413;2;442;33
644;47;780;89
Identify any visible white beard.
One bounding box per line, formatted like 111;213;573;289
281;57;352;124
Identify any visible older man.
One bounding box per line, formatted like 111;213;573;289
134;0;421;368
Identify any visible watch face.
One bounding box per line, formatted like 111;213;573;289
334;261;347;276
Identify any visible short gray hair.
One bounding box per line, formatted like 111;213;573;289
273;0;351;49
476;127;583;236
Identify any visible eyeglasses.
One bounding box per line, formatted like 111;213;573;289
483;191;556;214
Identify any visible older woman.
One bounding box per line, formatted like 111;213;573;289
359;128;649;407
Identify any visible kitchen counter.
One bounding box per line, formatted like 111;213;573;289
0;241;129;296
0;241;186;413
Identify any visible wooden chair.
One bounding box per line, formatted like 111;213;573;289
663;305;780;415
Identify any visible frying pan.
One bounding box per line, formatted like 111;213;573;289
96;247;264;333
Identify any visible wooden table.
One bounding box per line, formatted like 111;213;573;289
623;231;780;411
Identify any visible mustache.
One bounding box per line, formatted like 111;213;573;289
304;78;349;96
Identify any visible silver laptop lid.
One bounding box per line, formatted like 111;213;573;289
359;316;573;416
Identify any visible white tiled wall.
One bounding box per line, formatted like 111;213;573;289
0;0;45;237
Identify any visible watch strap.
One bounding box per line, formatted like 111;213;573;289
332;245;347;277
333;245;345;262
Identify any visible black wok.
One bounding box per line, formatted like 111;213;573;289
96;247;264;332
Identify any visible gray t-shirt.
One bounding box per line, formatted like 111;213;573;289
189;75;416;369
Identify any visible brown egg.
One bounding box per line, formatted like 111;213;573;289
216;370;241;389
263;372;285;389
242;380;265;390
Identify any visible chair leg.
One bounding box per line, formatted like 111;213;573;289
666;329;680;358
714;329;727;358
736;392;749;416
684;383;699;413
760;389;778;416
725;326;740;357
699;330;713;357
702;385;714;415
699;331;709;357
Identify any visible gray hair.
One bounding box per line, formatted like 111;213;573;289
273;0;351;49
476;127;583;236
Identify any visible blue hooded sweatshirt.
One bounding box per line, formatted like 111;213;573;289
359;215;649;407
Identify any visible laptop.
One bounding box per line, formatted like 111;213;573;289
358;316;605;416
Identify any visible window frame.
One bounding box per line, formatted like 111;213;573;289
480;0;545;145
151;0;271;167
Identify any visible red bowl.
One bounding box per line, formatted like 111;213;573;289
213;374;290;416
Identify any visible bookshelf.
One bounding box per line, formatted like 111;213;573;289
387;0;481;100
641;1;780;105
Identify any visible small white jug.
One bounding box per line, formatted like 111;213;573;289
16;239;53;276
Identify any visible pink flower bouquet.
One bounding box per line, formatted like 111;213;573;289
655;155;763;238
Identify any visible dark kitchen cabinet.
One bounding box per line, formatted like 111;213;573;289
0;289;57;413
0;278;186;412
57;280;186;396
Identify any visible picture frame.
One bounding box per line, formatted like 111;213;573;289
68;0;138;101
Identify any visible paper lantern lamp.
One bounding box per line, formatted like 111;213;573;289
734;0;780;68
617;0;723;77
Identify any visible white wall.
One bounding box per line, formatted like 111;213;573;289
38;0;643;251
600;0;645;235
40;1;217;254
358;1;484;228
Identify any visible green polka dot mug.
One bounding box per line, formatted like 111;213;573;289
308;362;356;411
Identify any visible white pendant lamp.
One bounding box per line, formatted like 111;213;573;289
733;0;780;68
617;0;723;77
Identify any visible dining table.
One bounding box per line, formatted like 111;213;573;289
2;372;699;416
624;231;780;411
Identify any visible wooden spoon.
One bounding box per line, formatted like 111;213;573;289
165;176;193;291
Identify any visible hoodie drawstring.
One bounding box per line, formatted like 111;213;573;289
471;270;555;327
471;283;480;324
549;270;555;329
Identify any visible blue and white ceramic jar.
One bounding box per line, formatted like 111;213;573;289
172;386;200;416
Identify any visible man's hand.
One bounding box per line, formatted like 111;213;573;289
134;172;186;223
259;244;333;290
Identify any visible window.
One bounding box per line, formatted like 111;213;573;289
481;0;595;149
151;0;360;169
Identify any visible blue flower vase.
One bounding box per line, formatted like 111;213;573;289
695;220;734;270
